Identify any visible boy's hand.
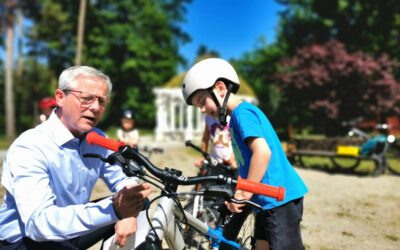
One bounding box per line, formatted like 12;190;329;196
194;157;204;168
224;190;253;213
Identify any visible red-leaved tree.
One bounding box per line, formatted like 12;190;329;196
275;40;400;134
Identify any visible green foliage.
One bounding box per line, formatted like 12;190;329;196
235;1;400;137
20;0;191;130
276;0;400;59
235;44;287;126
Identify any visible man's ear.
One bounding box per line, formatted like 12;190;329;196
55;89;65;107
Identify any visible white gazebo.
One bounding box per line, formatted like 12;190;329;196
153;73;257;142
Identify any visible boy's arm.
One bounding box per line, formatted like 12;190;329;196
240;137;271;200
225;137;271;213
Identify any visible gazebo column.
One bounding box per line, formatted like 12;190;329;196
195;108;203;133
169;98;176;137
184;105;193;141
179;101;184;134
155;92;168;141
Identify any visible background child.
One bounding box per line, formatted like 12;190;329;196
38;96;56;124
182;58;308;250
117;109;140;148
196;114;237;168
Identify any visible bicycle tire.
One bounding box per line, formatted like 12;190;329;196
182;200;218;249
221;206;256;250
385;147;400;175
329;156;361;170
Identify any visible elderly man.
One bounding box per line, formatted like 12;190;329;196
0;66;152;249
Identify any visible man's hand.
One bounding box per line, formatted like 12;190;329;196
112;183;152;219
114;217;137;247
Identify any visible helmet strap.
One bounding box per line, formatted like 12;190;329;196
210;83;233;126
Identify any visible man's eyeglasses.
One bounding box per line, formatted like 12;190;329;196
63;89;108;108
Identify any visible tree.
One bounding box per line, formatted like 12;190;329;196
276;0;400;59
235;43;286;120
83;0;191;127
19;0;191;129
274;40;400;135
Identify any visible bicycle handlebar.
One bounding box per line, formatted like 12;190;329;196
236;176;285;201
86;132;125;151
185;140;207;159
86;131;285;201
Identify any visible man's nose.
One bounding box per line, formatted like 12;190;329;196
89;98;102;111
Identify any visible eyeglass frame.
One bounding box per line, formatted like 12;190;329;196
62;89;109;109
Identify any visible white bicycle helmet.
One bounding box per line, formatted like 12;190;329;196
182;58;240;105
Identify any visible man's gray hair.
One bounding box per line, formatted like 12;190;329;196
58;66;113;95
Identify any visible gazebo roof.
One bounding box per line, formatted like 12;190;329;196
164;72;255;97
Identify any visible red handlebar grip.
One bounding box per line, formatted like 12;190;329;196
236;176;285;201
86;131;125;152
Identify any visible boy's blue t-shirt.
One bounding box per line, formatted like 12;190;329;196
230;102;308;209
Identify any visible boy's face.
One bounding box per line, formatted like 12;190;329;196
121;118;134;130
191;89;219;118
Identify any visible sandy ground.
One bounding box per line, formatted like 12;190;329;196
1;136;399;250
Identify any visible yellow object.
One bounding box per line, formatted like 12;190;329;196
336;145;360;156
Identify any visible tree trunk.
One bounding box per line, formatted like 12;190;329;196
75;0;87;65
5;0;16;142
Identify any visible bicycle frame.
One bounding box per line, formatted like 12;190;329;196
143;191;246;249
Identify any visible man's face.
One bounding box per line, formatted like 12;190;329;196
55;75;108;137
191;89;219;118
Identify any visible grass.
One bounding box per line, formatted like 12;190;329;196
0;135;11;150
385;234;399;242
294;156;375;174
286;134;400;175
292;154;400;176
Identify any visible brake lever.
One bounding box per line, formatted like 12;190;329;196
230;197;263;211
123;159;146;177
83;153;145;177
83;153;111;163
202;187;263;211
83;152;127;165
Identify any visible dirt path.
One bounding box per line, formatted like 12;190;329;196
298;168;399;250
1;138;399;249
91;140;400;250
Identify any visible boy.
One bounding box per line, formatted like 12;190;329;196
182;58;308;250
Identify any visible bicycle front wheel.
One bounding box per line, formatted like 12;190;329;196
183;199;218;249
386;147;400;175
330;155;361;170
221;206;256;250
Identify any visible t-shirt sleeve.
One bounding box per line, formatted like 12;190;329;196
234;109;264;142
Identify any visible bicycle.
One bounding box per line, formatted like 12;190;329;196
85;131;285;250
184;140;242;249
330;118;400;175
